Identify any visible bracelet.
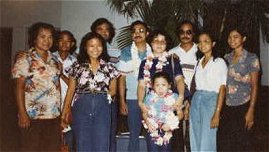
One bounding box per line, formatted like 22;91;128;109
216;107;221;112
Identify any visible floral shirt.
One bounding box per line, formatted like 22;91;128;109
68;59;119;93
225;49;260;106
12;48;61;119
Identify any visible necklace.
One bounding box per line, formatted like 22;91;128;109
130;42;151;76
143;52;169;88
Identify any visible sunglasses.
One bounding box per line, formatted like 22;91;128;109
179;30;193;35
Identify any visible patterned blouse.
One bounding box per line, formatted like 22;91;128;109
225;49;260;106
12;48;61;119
67;59;120;93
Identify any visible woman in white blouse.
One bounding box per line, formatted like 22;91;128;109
189;31;227;152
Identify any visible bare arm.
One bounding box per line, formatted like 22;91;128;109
109;78;117;97
174;75;185;120
245;71;259;130
60;74;69;85
211;85;226;128
137;79;149;114
61;78;76;128
15;77;30;128
118;75;128;115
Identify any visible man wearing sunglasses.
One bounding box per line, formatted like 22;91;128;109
169;20;198;152
118;20;152;151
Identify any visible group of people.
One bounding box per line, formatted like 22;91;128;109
12;17;260;152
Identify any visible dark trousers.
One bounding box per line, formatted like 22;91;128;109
110;101;118;152
146;131;171;152
217;102;253;151
20;118;61;151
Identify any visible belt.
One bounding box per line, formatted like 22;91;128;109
76;90;107;94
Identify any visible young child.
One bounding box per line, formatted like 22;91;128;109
142;71;180;152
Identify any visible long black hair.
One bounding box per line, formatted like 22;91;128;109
197;30;221;61
77;32;109;64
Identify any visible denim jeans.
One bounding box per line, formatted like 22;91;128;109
127;99;142;151
190;90;218;152
110;101;118;152
72;93;111;151
146;131;171;152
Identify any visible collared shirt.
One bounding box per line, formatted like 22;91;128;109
52;51;77;110
195;57;227;93
169;43;198;90
67;59;119;93
12;48;61;119
118;45;152;99
107;43;121;68
225;49;260;106
138;55;183;93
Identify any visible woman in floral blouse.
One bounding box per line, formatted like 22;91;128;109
61;32;119;151
217;27;260;151
12;22;61;151
137;29;186;152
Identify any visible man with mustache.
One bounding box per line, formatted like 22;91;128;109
169;20;198;152
118;20;152;151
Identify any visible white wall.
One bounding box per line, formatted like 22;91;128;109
60;0;137;51
1;0;62;61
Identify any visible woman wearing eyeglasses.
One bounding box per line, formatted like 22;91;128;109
137;29;186;152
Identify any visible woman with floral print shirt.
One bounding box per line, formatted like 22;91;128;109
61;32;119;151
12;22;61;151
217;27;260;151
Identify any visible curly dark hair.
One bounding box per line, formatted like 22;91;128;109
28;22;55;48
56;30;77;54
77;32;109;64
147;29;173;51
90;18;115;44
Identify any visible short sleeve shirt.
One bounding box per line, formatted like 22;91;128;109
52;51;77;110
12;48;61;119
118;45;152;99
225;50;260;106
195;57;227;93
67;59;119;93
138;55;183;93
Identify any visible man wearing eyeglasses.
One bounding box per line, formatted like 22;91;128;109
118;20;152;151
169;20;198;152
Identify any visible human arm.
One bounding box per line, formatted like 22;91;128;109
245;71;259;130
174;75;185;120
109;78;117;97
137;79;149;114
61;78;76;128
15;77;30;128
211;85;226;128
118;75;128;115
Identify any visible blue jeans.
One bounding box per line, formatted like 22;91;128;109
110;101;118;152
72;93;111;151
146;131;171;152
127;99;142;151
190;90;218;152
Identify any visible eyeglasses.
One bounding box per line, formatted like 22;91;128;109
179;30;193;35
131;28;146;34
152;40;166;45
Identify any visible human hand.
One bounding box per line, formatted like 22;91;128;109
210;112;220;128
18;112;30;128
139;102;150;114
162;124;170;132
61;108;72;129
119;101;128;115
245;108;255;130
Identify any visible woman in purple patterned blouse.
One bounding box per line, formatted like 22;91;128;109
61;32;119;151
218;27;260;151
